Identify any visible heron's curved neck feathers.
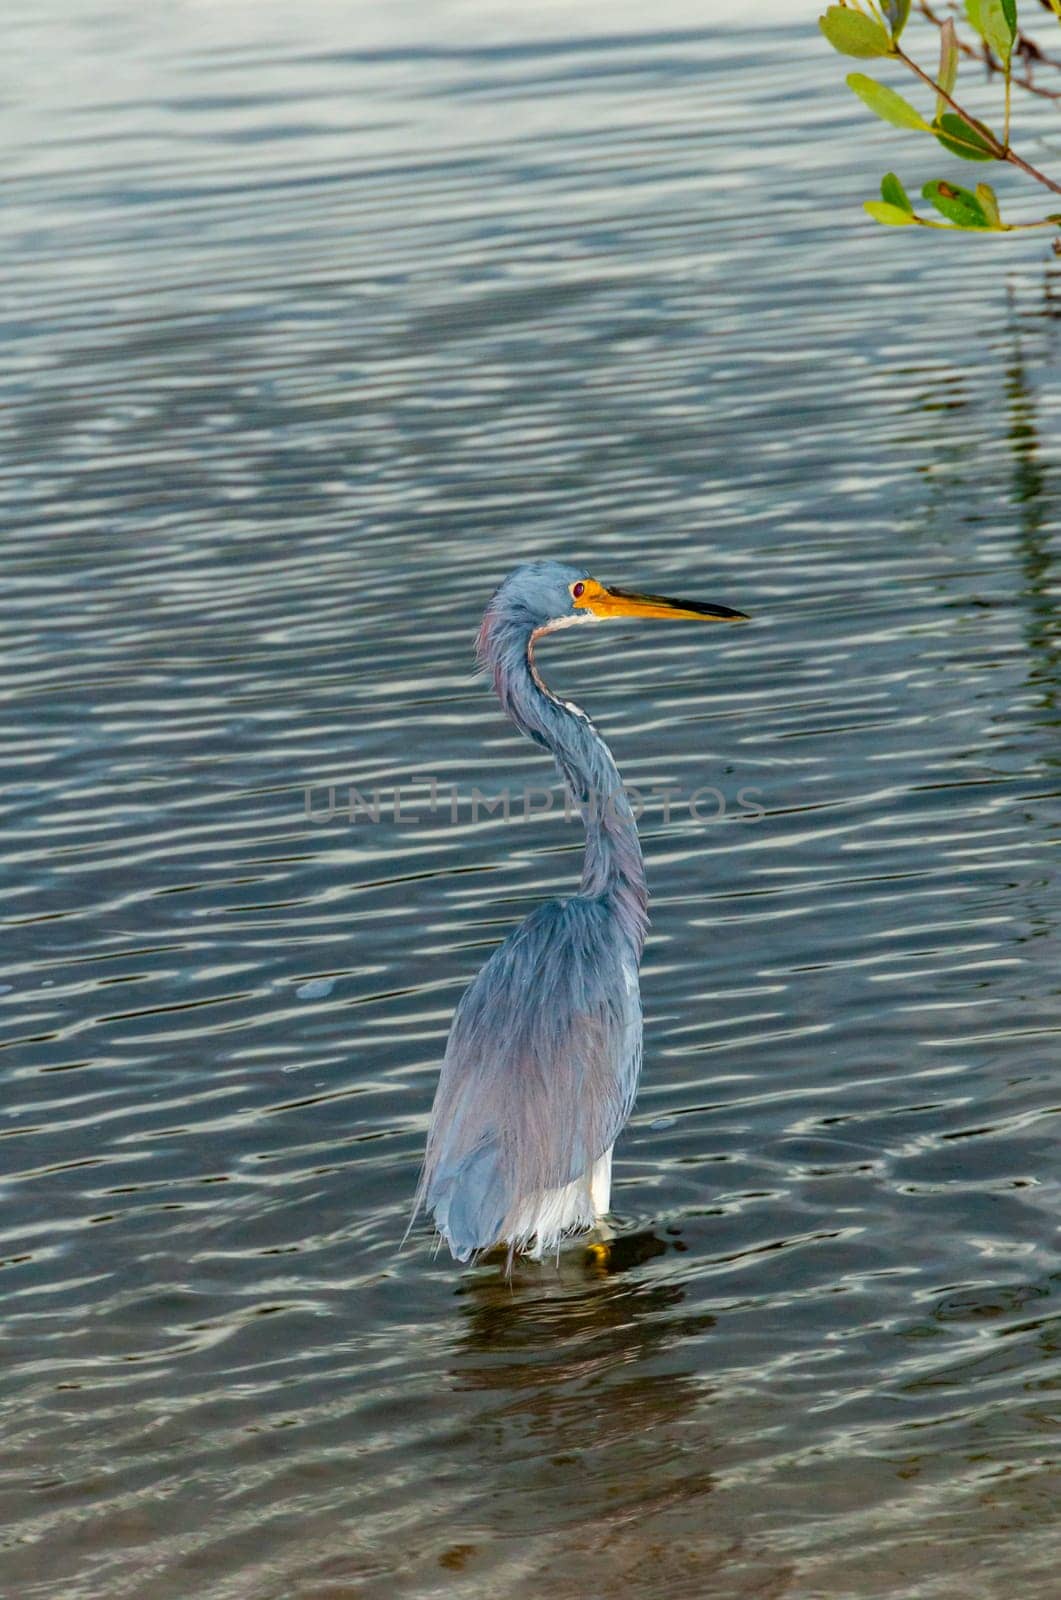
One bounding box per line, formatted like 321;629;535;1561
478;611;648;955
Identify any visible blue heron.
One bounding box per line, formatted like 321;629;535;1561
413;561;747;1264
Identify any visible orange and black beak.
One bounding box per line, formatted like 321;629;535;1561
573;578;748;623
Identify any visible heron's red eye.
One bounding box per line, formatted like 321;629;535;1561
572;582;585;599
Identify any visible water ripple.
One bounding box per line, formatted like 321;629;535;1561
1;3;1060;1598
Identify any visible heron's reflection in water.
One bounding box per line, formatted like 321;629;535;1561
438;1228;785;1597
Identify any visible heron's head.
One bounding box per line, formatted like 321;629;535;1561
477;559;747;666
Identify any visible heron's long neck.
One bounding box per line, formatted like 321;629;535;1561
484;618;648;957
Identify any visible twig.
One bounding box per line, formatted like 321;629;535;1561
917;0;1061;97
1001;144;1061;198
913;215;1061;227
894;44;1061;195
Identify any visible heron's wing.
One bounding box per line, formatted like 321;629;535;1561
416;894;642;1259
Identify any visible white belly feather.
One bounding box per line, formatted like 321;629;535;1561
504;1143;614;1261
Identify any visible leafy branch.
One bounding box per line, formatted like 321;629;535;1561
917;1;1061;103
819;1;1061;238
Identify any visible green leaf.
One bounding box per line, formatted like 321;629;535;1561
819;6;892;57
974;181;1001;226
966;0;1016;65
937;17;959;119
988;3;1016;66
881;0;912;39
847;72;930;128
922;178;991;227
881;171;913;211
864;200;917;225
934;111;999;161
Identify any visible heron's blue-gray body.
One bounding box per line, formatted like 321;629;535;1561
418;563;645;1261
414;561;744;1263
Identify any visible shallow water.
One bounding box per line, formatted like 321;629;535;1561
3;2;1061;1596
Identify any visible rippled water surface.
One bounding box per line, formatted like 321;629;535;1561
3;2;1061;1595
